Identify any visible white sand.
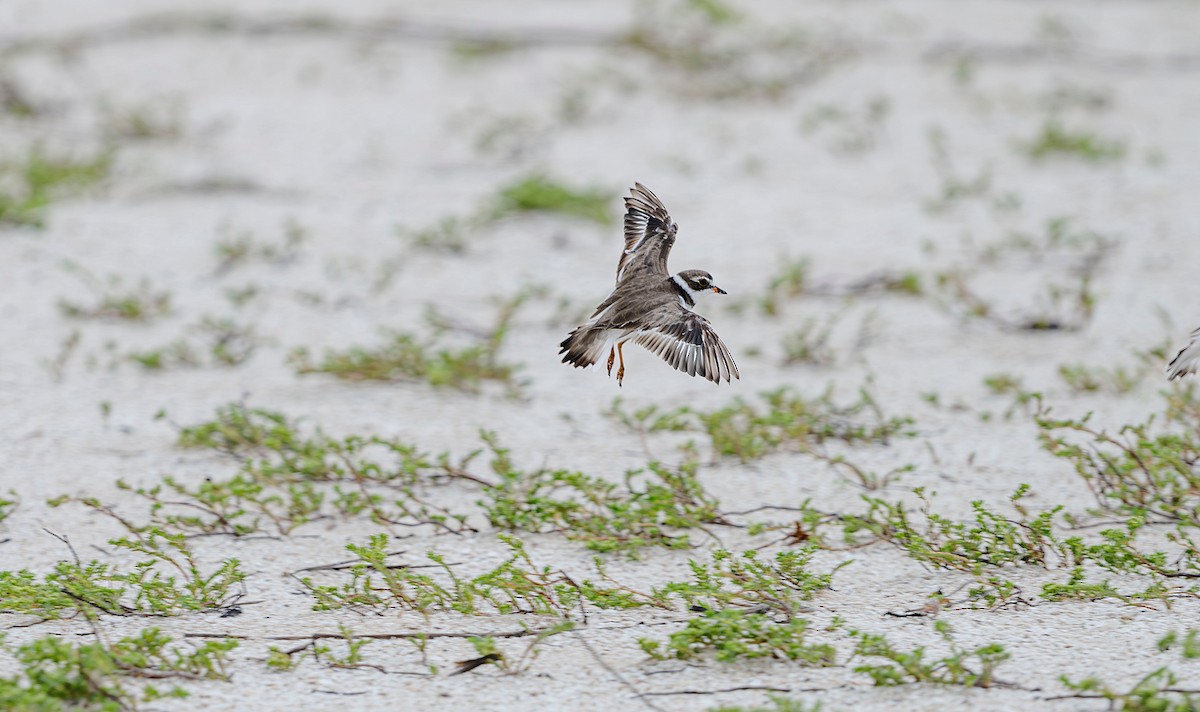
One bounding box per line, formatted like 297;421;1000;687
3;1;1200;709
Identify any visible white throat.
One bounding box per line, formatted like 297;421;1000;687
671;274;708;311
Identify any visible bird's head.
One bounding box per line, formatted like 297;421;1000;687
673;269;728;297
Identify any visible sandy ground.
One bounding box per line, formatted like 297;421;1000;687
3;1;1200;710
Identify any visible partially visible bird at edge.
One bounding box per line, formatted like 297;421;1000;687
1168;327;1200;381
559;183;739;387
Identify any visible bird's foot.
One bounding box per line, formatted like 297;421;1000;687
606;347;615;377
617;365;625;387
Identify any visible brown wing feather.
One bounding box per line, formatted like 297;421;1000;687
616;183;677;283
630;313;739;384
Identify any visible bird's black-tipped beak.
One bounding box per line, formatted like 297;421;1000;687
712;286;727;295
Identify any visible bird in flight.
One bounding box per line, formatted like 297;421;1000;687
559;183;739;387
1167;327;1200;380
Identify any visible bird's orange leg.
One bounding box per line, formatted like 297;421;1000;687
616;342;626;387
606;346;615;377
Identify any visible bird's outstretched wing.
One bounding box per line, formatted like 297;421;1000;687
631;312;739;384
616;183;677;283
1167;327;1200;381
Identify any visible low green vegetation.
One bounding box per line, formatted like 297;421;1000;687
266;624;384;673
780;314;838;367
1057;362;1143;395
213;221;307;273
758;257;809;316
399;215;473;253
0;528;244;620
851;621;1010;688
610;387;915;489
57;278;172;322
800;96;891;155
641;610;836;664
612;387;915;463
114;404;480;536
930;218;1113;332
1025;120;1125;162
0;629;237;709
1038;388;1200;528
1058;631;1200;709
128;316;260;370
709;697;823;712
289;294;524;393
298;533;648;616
0;491;14;523
491;173;613;225
460;621;576;676
653;547;843;620
620;0;849;101
399;174;614;254
290;331;516;392
845;485;1077;575
101;100;183;141
0;147;111;228
480;435;723;552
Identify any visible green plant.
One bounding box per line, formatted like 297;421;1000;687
101;100;182;141
653;387;915;464
1037;392;1200;527
758;257;810;316
460;620;575;675
800;96;890;155
1058;362;1144;394
289;293;525;393
1;529;244;620
491;174;613;225
0;561;124;620
0;147;111;227
106;529;246;614
213;221;306;273
620;0;849;102
709;696;822;712
934;268;1097;332
1059;631;1200;709
1039;566;1172;605
57;279;172;322
0;490;14;522
851;621;1010;687
399;215;473;253
268;625;377;672
930;218;1112;333
479;434;724;552
0;628;236;709
780;315;837;367
922;127;1000;214
607;387;915;489
846;485;1079;575
1025;120;1125;162
653;547;843;620
641;610;835;664
175;402;297;454
128;317;260;370
298;533;645;616
130;405;482;536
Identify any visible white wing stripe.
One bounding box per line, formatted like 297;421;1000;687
629;321;739;384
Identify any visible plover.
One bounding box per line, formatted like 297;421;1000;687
1167;327;1200;380
559;183;739;386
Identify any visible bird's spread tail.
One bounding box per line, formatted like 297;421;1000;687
560;326;614;369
